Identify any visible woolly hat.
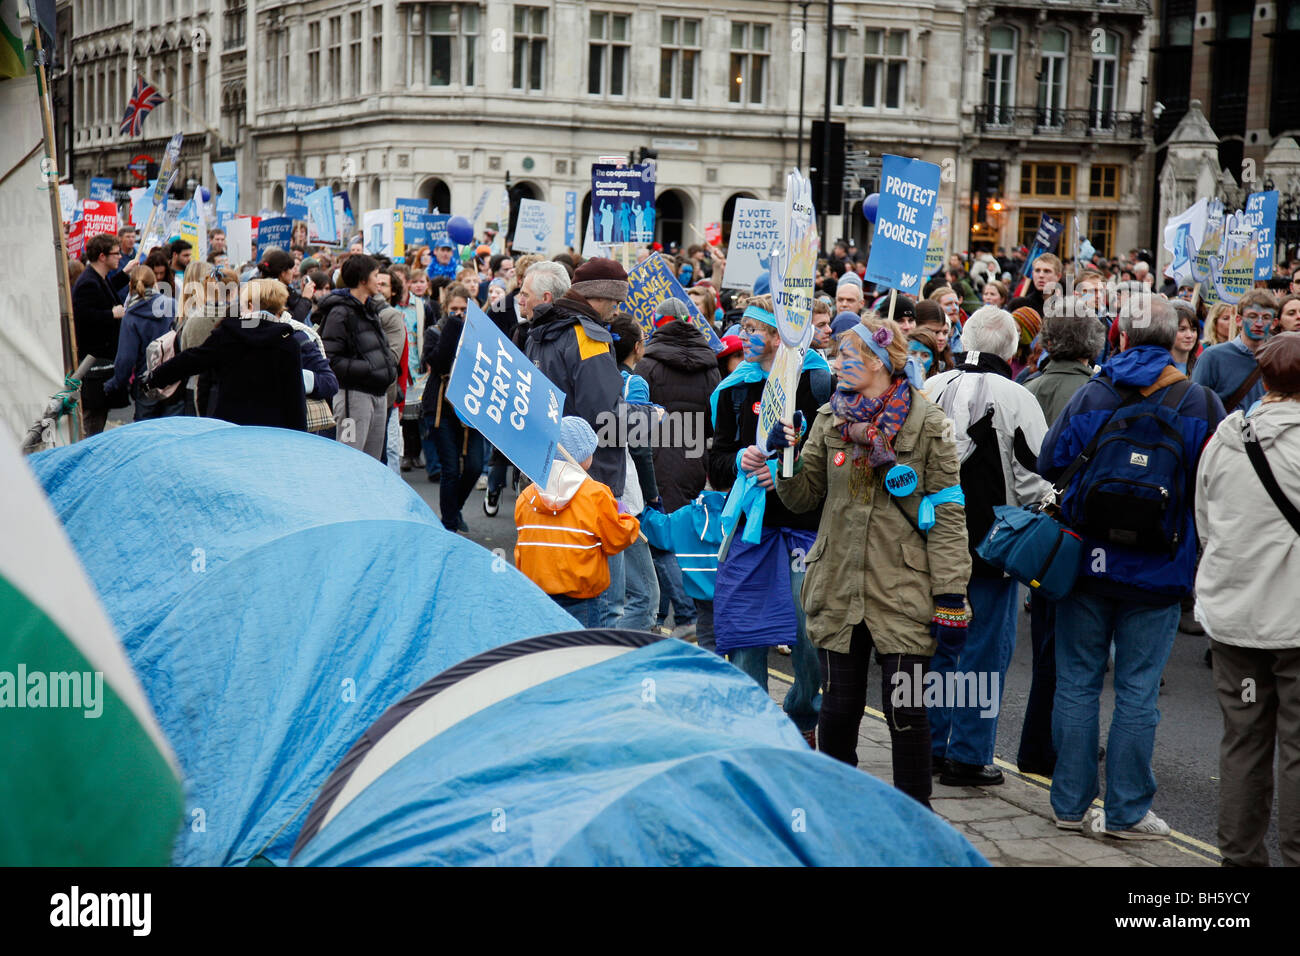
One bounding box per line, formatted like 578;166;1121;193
571;257;629;301
716;334;744;360
837;271;864;290
654;297;690;326
557;416;599;464
1258;331;1300;394
915;299;945;327
751;271;771;297
831;312;862;337
489;277;507;291
1011;306;1043;345
891;294;917;324
475;244;492;256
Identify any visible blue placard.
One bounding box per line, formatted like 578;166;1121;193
305;186;338;243
1021;213;1065;278
864;154;942;296
213;161;239;214
884;464;918;497
445;301;567;487
255;216;294;262
590;162;657;245
89;177;113;201
285;175;315;220
426;213;451;250
1244;190;1279;280
626;253;725;353
564;191;577;248
395;198;429;247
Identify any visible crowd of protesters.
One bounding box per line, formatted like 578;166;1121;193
65;221;1300;865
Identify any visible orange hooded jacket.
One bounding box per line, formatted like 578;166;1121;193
514;460;640;599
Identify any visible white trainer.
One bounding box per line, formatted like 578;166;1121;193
1106;809;1171;841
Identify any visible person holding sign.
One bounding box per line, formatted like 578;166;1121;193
772;315;969;807
708;295;831;748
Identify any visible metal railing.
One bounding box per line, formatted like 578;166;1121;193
977;105;1145;141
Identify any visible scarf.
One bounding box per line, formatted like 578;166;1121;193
830;376;911;499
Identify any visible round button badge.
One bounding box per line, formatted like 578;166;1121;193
884;464;918;496
752;401;762;415
833;451;846;467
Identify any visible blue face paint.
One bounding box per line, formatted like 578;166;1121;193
743;332;767;361
836;354;867;391
908;342;934;374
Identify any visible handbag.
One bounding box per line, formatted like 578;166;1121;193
401;373;427;422
975;386;1147;600
305;396;335;433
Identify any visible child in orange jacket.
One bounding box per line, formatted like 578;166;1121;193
515;416;640;625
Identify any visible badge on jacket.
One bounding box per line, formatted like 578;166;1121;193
833;451;846;467
885;464;918;496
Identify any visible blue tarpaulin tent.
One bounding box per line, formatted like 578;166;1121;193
29;418;579;865
292;630;988;866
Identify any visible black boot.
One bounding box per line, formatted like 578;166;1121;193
940;760;1005;787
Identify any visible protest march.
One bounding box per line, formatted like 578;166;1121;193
4;3;1300;905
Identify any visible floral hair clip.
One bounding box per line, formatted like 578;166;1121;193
872;326;893;347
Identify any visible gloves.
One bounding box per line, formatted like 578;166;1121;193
764;410;806;456
930;593;969;654
645;497;664;513
302;369;316;395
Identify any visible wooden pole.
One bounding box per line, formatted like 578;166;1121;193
887;286;898;323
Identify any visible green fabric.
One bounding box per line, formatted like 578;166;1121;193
0;576;183;865
775;388;972;655
1025;359;1095;426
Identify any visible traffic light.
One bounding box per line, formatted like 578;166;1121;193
809;120;845;215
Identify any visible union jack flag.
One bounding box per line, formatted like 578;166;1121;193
120;77;165;137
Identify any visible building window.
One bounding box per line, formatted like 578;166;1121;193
1019;209;1068;251
513;5;547;93
831;26;847;108
1273;0;1300;135
349;12;362;96
1037;29;1068;127
1090;31;1119;130
307;22;321;100
588;12;630;97
659;16;700;101
1020;162;1075;198
1089;164;1120;199
1087;210;1117;258
729;22;770;105
223;1;246;50
328;16;342;98
371;6;383;91
421;4;479;88
985;26;1017;125
863;29;906;110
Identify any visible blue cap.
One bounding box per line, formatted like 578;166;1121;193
831;312;862;337
751;272;771;297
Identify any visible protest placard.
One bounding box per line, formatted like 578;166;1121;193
446;301;566;486
625;253;724;352
1244;191;1279;281
226;216;253;267
89;177;113;202
582;208;604;259
255;216;293;262
80;199;119;238
924;205;948;276
128;186;148;228
704;221;722;246
1190;199;1225;285
1021;214;1064;278
177;218;202;259
362;208;393;256
66;216;85;260
512;199;558;254
213;161;238;214
769;169;818;351
865;155;942;296
564;191;578;248
722;199;782;289
58;184;77;222
391;208;405;261
396;198;428;247
1208;210;1257;305
471;188;491;225
306;186;338;244
1163;198;1208;285
590;162;656;245
285;175;315;220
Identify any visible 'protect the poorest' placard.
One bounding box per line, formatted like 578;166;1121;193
864;155;941;296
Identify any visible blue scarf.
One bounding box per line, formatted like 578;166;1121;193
708;348;831;427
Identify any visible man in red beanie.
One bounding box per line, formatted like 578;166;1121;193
525;256;629;502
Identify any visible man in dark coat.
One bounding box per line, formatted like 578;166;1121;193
524;258;628;497
72;232;131;434
635;299;721;511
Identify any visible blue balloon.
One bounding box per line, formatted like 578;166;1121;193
447;215;474;246
197;187;211;204
863;193;880;224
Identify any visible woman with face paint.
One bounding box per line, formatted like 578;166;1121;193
708;294;834;748
907;328;941;380
771;316;972;808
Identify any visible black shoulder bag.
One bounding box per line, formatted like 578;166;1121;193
1242;417;1300;536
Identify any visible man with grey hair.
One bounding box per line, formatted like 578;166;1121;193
516;261;571;324
1037;292;1224;840
923;305;1053;788
1026;313;1106;426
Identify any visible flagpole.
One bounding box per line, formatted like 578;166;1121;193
30;20;83;439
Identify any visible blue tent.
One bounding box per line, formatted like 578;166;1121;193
29;418;579;865
292;631;987;866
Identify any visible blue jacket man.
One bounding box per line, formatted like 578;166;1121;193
1036;296;1224;841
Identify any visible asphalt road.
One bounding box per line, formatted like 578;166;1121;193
402;460;1278;864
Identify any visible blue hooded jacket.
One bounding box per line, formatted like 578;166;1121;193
105;292;177;394
1037;345;1225;604
638;492;725;600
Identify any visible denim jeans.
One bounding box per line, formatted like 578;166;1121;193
728;569;820;733
1051;591;1179;829
592;551;626;628
618;538;659;631
430;416;484;531
552;593;596;627
651;546;696;627
929;575;1017;766
419;415;441;479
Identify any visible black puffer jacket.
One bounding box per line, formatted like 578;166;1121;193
285;288;314;326
635;319;721;511
318;290;397;396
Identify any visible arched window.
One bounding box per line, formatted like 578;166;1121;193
507;180;542;242
721;191;757;247
1037;29;1068;128
1090;31;1120;130
417;177;451;214
985;26;1017;126
655;189;694;250
271;183;285;211
369;177;381;213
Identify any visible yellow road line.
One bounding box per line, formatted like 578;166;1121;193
767;666;1222;862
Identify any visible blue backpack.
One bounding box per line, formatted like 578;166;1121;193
1059;377;1193;555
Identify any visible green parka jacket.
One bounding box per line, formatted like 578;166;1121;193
775;388;972;656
